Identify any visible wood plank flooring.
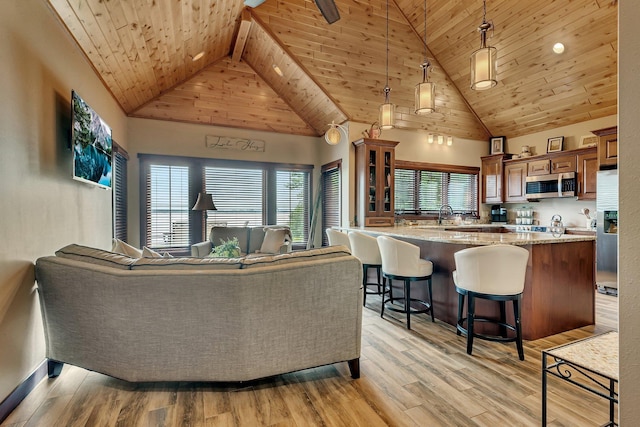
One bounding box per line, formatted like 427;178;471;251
2;293;617;427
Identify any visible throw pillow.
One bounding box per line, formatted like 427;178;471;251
259;228;288;254
142;246;163;258
112;238;143;258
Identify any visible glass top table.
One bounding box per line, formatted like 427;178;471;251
542;331;618;426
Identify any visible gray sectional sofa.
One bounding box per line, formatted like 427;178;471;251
35;244;362;382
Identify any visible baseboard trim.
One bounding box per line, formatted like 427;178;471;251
0;359;48;424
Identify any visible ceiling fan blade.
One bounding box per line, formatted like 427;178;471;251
314;0;341;24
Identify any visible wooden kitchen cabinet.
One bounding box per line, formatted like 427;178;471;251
527;159;550;176
481;154;511;203
504;161;528;202
592;126;617;169
353;138;399;226
551;155;577;174
577;148;598;200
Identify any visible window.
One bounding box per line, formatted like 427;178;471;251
139;154;313;251
204;166;264;232
321;161;341;246
112;143;128;241
144;164;190;249
276;170;310;245
395;161;479;217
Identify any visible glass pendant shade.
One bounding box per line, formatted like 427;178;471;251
325;127;341;145
379;101;395;130
470;46;497;90
415;80;435;114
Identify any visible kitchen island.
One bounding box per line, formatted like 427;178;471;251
342;225;596;340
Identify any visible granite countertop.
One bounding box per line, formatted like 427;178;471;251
340;225;595;246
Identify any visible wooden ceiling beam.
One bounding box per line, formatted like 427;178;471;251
232;8;252;63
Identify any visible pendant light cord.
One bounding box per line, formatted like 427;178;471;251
385;0;389;89
423;0;427;63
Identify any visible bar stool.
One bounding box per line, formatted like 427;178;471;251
376;236;434;329
452;244;529;360
326;229;351;250
348;231;385;306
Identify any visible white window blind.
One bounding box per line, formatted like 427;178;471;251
395;169;478;215
277;170;310;245
322;165;341;246
146;165;190;249
203;167;264;234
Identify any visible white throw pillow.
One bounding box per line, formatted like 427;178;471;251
259;228;288;254
142;246;163;258
112;238;143;258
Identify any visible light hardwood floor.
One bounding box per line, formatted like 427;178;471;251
2;293;617;427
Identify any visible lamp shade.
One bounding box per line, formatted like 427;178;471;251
415;80;435;114
379;102;395;130
470;46;497;90
325;125;343;145
192;192;217;211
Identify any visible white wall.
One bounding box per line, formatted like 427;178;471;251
127;118;323;248
0;1;127;402
619;1;640;422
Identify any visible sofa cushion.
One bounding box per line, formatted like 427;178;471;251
112;238;143;258
259;228;289;254
56;244;137;269
241;245;351;269
130;256;243;270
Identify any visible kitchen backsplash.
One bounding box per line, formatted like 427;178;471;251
482;198;597;229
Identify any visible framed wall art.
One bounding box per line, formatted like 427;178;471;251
490;136;505;154
547;136;564;153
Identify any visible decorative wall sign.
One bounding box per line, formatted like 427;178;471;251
206;135;265;152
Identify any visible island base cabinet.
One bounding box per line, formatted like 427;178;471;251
392;239;595;341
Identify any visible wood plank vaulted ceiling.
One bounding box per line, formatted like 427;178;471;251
47;0;618;141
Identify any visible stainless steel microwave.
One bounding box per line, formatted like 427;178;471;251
525;172;576;199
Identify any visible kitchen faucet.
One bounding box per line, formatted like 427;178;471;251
438;204;454;225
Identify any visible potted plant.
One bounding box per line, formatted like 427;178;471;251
210;237;241;258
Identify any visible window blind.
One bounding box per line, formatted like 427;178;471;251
276;170;310;245
113;150;128;241
145;165;190;249
203;167;264;235
395;168;478;216
321;164;341;246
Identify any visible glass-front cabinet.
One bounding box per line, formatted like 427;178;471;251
353;138;399;226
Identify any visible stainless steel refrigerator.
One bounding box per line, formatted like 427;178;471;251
596;169;618;295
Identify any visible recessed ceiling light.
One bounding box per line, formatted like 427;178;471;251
191;51;205;62
552;43;565;54
272;64;284;77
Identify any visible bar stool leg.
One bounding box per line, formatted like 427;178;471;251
457;292;465;336
467;294;476;355
427;277;435;322
362;265;368;306
514;295;524;360
376;267;382;294
499;301;507;338
381;277;389;318
404;279;411;330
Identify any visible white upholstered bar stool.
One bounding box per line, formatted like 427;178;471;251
376;236;434;329
326;229;351;250
452;244;529;360
348;231;385;306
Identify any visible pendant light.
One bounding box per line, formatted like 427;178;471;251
470;0;497;90
379;0;395;129
414;0;435;114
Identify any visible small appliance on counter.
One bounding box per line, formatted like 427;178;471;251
549;214;565;236
490;205;507;223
